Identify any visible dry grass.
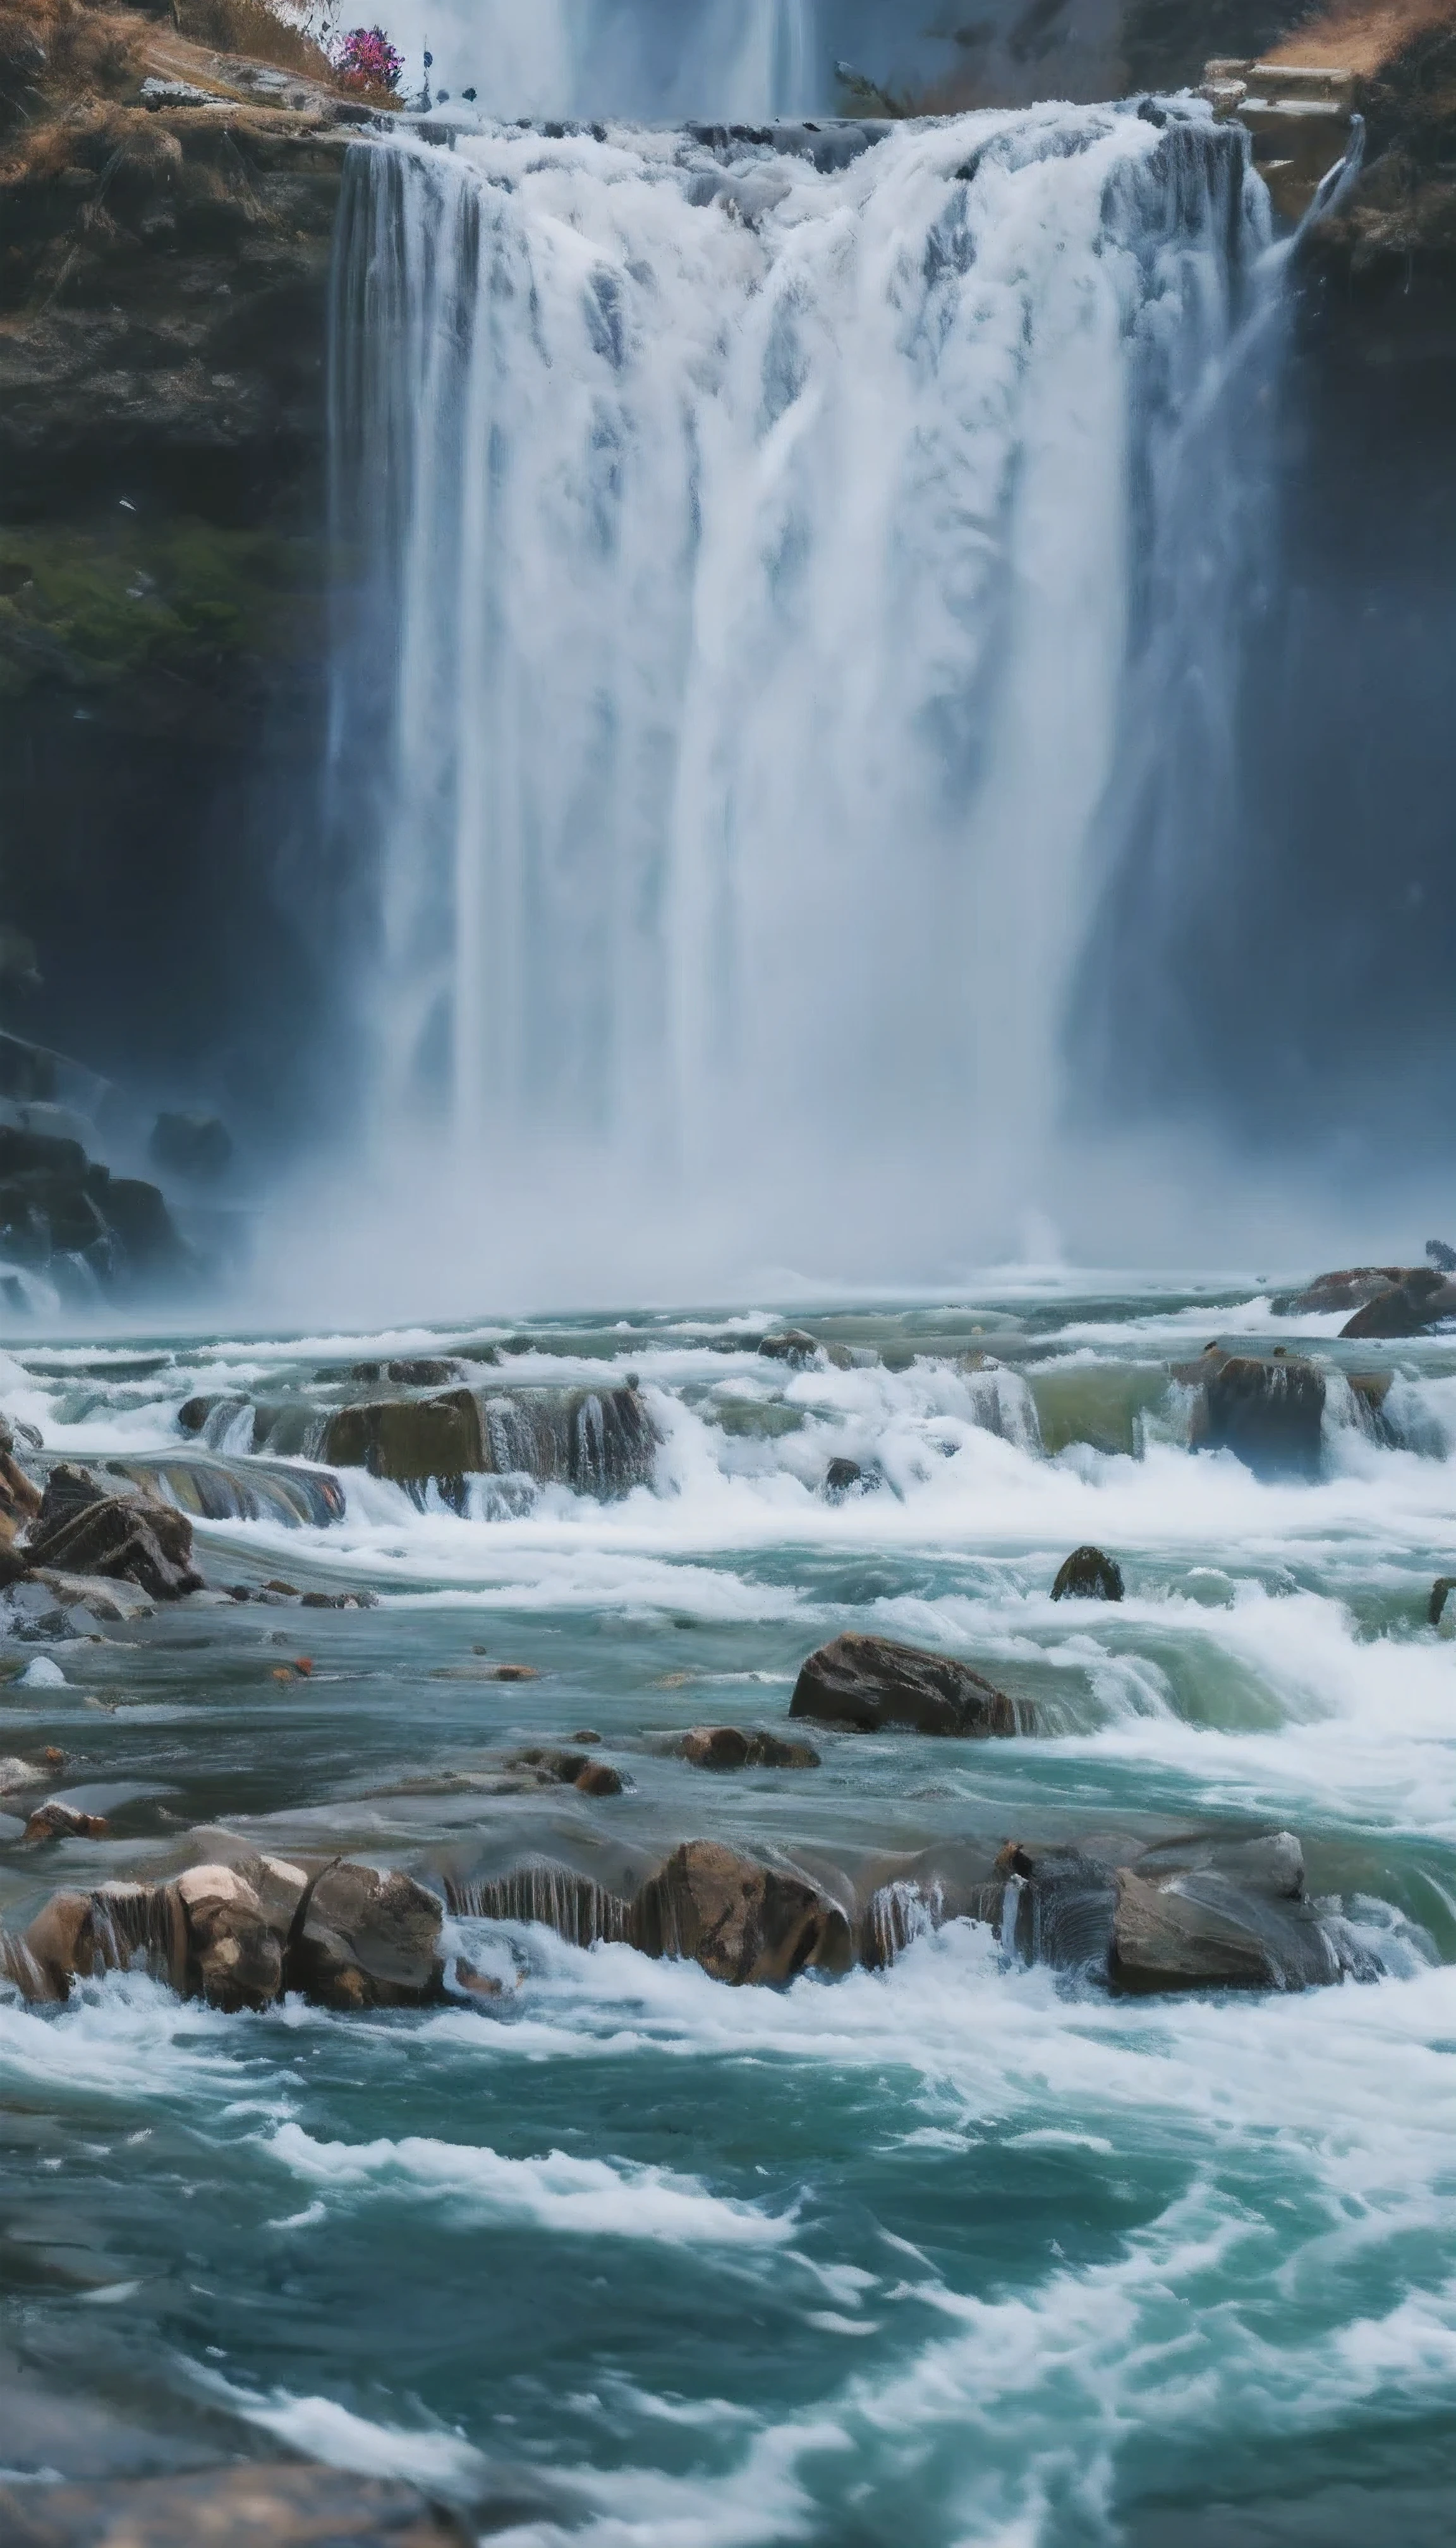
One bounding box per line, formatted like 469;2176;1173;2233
1266;0;1456;73
171;0;337;82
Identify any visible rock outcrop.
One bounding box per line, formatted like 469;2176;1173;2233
1180;1347;1326;1477
632;1840;852;1986
998;1827;1345;1993
790;1632;1023;1737
0;1120;190;1301
283;1860;446;2010
1338;1266;1456;1338
20;1459;203;1596
320;1382;657;1506
0;2460;470;2547
13;1853;446;2011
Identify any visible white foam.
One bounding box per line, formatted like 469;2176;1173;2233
264;2117;795;2247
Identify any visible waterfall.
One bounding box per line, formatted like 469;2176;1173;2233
328;106;1270;1258
344;0;816;121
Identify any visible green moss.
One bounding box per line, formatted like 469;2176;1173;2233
0;518;327;695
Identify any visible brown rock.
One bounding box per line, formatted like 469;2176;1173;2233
17;1889;97;1998
174;1862;281;2012
1187;1351;1326;1477
1289;1265;1410;1315
0;2460;470;2545
789;1632;1022;1737
573;1760;623;1797
1340;1268;1456;1338
23;1802;107;1843
22;1462;202;1598
632;1839;852;1986
320;1389;484;1508
284;1862;444;2010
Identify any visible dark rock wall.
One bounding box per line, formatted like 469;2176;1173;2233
1080;35;1456;1164
0;85;349;1147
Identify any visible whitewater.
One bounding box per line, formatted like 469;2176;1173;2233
3;1271;1456;2545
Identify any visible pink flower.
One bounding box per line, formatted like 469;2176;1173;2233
335;26;404;92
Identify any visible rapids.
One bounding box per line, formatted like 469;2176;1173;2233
3;1275;1456;2542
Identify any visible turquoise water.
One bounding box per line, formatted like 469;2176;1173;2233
4;1277;1456;2543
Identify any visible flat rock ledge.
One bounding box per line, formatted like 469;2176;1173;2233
0;2461;468;2546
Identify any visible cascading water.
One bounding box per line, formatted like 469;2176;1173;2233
328;104;1270;1259
306;0;816;123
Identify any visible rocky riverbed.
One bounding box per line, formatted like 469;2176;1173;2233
1;1274;1455;2542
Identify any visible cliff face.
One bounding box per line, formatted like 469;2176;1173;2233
0;1;361;1140
3;0;1456;1175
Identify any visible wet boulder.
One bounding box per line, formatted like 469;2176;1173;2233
1050;1545;1124;1601
21;1462;203;1598
680;1725;820;1769
1340;1266;1456;1338
16;1889;96;1998
1182;1349;1325;1479
1430;1575;1456;1628
790;1632;1022;1737
23;1802;107;1843
284;1861;446;2010
174;1862;281;2011
320;1390;485;1508
1289;1265;1410;1316
0;2462;470;2546
758;1328;820;1366
632;1839;852;1985
1110;1862;1333;1994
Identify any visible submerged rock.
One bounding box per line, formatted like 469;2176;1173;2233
632;1839;852;1986
790;1632;1022;1737
0;2461;471;2545
1050;1545;1124;1601
20;1461;202;1598
680;1725;821;1770
1182;1349;1326;1478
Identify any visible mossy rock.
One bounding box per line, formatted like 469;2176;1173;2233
0;517;327;696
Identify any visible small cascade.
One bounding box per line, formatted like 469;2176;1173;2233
87;1881;187;1989
446;1861;633;1945
328;104;1270;1241
863;1878;944;1969
959;1359;1042;1452
478;1387;657;1497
